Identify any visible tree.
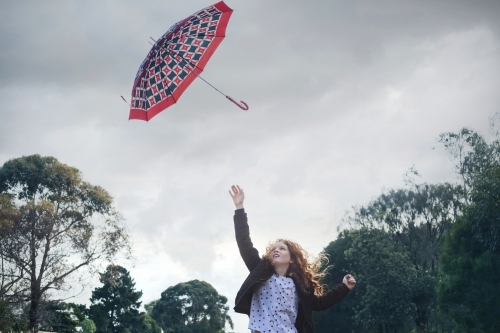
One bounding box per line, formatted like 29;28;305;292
341;182;463;331
134;313;161;333
151;280;233;333
80;318;97;333
343;182;463;271
38;301;80;333
0;155;131;332
467;164;500;251
348;229;417;333
438;127;500;198
0;299;16;332
313;230;362;333
144;300;158;315
438;165;500;333
315;229;420;333
89;265;143;333
0;194;25;305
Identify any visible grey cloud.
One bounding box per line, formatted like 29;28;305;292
2;0;498;93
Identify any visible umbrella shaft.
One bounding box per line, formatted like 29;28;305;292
167;49;227;97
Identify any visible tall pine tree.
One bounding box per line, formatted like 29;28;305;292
89;265;143;333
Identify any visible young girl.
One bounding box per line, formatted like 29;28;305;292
229;185;356;333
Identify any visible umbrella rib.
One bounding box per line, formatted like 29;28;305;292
167;49;227;98
170;33;221;39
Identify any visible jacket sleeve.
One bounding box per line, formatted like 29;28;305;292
309;283;351;311
234;209;262;272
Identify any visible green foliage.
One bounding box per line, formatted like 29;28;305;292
80;318;97;333
439;128;500;196
134;313;162;333
313;231;361;333
0;155;131;331
144;299;158;315
151;279;233;333
438;166;500;332
89;265;143;333
38;301;81;333
315;229;422;333
340;181;463;331
348;229;417;333
0;193;17;232
69;302;86;322
0;300;16;332
344;182;464;271
467;164;500;251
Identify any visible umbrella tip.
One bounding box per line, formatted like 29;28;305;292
121;95;132;107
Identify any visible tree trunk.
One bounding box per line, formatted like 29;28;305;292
29;290;41;333
29;219;40;333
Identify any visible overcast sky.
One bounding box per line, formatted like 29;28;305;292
1;0;500;331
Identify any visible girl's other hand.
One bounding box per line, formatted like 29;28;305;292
343;274;356;290
229;185;245;209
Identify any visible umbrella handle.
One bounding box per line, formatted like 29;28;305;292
226;96;249;110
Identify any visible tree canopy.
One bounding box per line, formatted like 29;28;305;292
38;301;81;333
438;162;500;332
0;154;131;331
342;182;464;271
90;265;143;333
315;229;419;333
150;279;233;333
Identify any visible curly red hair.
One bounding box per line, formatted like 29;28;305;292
262;239;330;296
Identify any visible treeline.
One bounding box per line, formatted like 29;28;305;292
1;263;232;333
0;155;232;333
314;127;500;333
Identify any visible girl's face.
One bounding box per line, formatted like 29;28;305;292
269;242;293;265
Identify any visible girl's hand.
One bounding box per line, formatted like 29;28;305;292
229;185;245;209
343;274;356;290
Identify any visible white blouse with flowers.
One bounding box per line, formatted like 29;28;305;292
248;274;299;333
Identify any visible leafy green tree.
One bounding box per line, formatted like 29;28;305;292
0;299;16;332
466;164;500;251
348;229;417;333
439;165;500;333
38;301;80;333
438;127;500;198
316;229;420;333
343;182;463;271
80;318;97;333
151;280;233;333
313;230;362;333
144;300;158;315
0;155;131;332
89;265;143;333
0;194;25;304
134;313;161;333
341;182;462;331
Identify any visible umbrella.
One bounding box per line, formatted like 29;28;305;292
127;1;248;121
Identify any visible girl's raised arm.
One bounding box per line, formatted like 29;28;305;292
230;185;261;271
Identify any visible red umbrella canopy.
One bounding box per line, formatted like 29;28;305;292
129;1;233;121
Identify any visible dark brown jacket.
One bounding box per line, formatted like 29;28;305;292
233;208;350;333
